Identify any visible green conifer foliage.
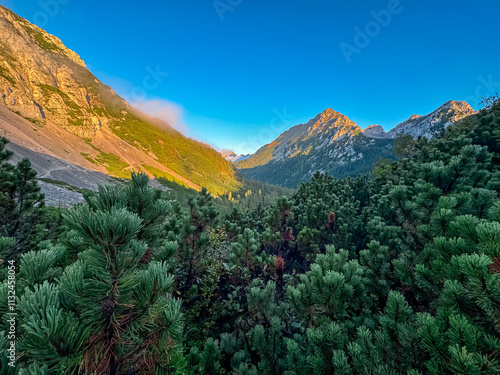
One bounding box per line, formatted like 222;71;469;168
10;175;185;374
2;105;500;374
169;188;219;296
0;137;44;259
288;246;368;328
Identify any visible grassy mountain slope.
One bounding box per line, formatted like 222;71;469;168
0;5;240;195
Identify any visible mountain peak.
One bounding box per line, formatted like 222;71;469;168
363;125;389;139
320;108;336;118
388;100;476;139
0;5;86;68
221;149;250;162
0;5;241;195
364;124;383;130
236;108;362;171
306;108;360;139
440;100;474;112
318;108;348;122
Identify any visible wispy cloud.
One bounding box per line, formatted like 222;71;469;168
90;70;189;135
131;99;190;135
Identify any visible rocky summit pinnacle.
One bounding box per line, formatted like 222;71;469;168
300;108;360;142
235;107;362;172
319;108;338;120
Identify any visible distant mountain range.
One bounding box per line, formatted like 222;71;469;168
221;149;250;162
0;5;478;195
235;101;475;187
0;5;241;195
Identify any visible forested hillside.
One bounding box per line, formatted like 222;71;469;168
1;99;499;374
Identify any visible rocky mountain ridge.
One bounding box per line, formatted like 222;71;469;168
235;100;476;187
0;5;240;195
0;5;110;138
386;100;475;138
221;149;250;162
236;108;362;170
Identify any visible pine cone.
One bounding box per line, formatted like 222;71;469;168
280;228;295;242
102;296;116;318
139;248;153;264
489;258;500;273
274;255;285;271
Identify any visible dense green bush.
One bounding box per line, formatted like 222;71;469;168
1;104;499;374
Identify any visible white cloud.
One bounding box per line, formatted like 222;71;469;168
131;99;190;135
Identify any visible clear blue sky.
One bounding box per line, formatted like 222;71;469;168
2;0;499;154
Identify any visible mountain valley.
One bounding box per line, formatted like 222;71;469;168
0;5;240;196
235;100;476;187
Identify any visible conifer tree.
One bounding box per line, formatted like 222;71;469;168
12;174;185;374
168;188;219;296
288;246;369;330
0;138;44;260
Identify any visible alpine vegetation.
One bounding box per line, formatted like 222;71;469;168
1;100;499;374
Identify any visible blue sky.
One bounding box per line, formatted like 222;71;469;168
2;0;499;154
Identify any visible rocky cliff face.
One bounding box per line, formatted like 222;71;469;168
363;125;388;138
0;5;122;139
388;100;475;139
236;109;393;187
236;101;476;187
272;108;361;159
237;108;362;170
0;5;240;195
